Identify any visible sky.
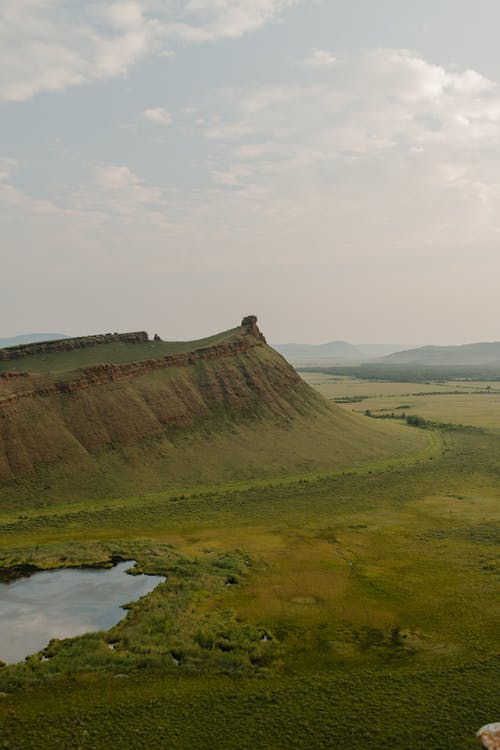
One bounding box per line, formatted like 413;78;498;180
2;1;500;345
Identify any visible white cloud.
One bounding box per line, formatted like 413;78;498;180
0;160;175;302
84;165;165;213
106;2;145;30
184;48;500;265
94;165;140;189
0;1;157;101
0;0;304;102
159;0;301;40
301;49;337;68
212;170;239;186
0;164;133;222
206;49;500;156
0;157;17;182
5;48;500;276
141;107;173;124
4;46;500;342
4;48;500;265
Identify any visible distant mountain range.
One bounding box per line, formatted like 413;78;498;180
272;341;409;361
356;344;410;358
381;342;500;366
273;340;360;360
0;333;67;349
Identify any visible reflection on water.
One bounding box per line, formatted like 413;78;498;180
0;561;164;664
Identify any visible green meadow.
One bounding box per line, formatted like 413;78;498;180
0;374;498;748
303;371;500;430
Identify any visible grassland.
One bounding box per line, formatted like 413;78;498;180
299;362;500;382
0;366;498;748
0;327;240;374
303;371;500;430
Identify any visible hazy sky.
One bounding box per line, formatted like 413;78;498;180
2;1;500;344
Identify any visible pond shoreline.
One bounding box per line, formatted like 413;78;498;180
0;554;132;583
0;560;165;664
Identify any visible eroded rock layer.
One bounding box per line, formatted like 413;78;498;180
0;319;308;481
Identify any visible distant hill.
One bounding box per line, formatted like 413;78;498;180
0;333;67;349
272;341;411;362
0;316;426;504
382;341;500;366
355;344;410;358
273;340;361;361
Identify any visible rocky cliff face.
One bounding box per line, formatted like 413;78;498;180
0;328;271;410
0;318;309;481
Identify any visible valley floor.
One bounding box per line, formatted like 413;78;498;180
0;377;498;749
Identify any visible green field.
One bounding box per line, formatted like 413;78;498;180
0;371;498;749
303;372;500;430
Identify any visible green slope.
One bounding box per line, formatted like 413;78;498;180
0;327;240;374
0;321;429;506
0;357;429;509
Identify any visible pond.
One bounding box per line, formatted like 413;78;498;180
0;561;164;664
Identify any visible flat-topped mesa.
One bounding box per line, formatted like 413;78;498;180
0;331;149;362
0;318;313;482
241;315;266;343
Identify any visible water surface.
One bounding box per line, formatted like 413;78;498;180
0;561;164;664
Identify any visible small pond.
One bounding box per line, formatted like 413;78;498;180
0;561;164;664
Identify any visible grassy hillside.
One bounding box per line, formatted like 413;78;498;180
0;327;240;374
0;320;430;506
0;350;429;508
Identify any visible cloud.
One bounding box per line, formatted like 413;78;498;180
141;108;173;124
301;49;337;68
0;1;156;102
205;49;500;161
0;157;17;182
184;48;500;266
0;160;176;312
81;165;166;215
4;41;500;342
164;0;302;40
0;0;304;102
4;48;500;277
94;165;140;189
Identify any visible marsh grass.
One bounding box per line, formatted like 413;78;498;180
0;660;497;749
0;379;498;748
